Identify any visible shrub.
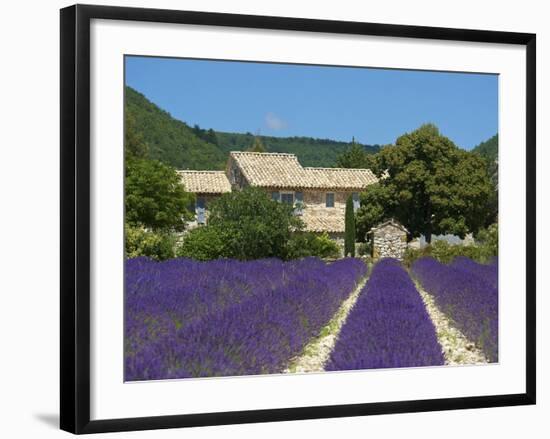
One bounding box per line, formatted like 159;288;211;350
125;225;175;260
476;223;498;258
285;232;340;260
357;241;372;257
403;234;498;267
205;187;304;260
176;226;228;261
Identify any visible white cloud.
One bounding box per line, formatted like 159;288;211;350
264;112;287;131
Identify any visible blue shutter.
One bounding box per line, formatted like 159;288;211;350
352;192;360;211
271;191;280;201
197;208;206;225
196;197;206;224
326;193;335;208
295;192;304;215
281;193;294;205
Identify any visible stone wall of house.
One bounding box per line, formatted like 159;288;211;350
302;190;352;224
372;224;408;260
261;187;353;228
227;161;249;189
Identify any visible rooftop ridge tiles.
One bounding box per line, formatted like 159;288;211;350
177;170;227;173
229;151;297;156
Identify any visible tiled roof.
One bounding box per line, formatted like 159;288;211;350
369;218;409;234
302;211;345;233
177;171;231;194
302;167;378;189
229;152;378;189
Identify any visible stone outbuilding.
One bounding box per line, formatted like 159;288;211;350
369;219;409;260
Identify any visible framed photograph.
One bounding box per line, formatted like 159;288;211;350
60;4;536;434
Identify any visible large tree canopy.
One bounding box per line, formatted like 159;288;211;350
356;124;493;243
125;101;195;233
125;158;195;232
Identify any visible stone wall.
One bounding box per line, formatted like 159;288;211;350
372;224;408;260
301;190;352;224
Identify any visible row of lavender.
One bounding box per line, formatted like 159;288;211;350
326;259;445;371
411;257;498;362
125;257;367;381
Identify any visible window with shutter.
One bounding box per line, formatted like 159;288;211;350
281;192;294;205
352;192;360;211
326;192;335;208
196;197;206;225
295;191;304;215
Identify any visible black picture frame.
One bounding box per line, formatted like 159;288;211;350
60;4;536;434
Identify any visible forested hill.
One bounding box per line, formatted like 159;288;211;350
125;86;380;169
472;134;498;181
125;86;226;170
215;132;380;167
472;134;498;164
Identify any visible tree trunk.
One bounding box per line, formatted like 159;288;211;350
425;230;432;244
425;204;433;244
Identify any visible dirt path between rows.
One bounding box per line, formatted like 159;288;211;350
284;273;369;374
414;282;488;365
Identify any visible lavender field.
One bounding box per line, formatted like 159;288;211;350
326;258;445;371
412;257;498;362
125;255;497;381
125;256;367;381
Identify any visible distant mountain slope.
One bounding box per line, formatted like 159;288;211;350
216;132;380;168
472;134;498;163
125;86;380;169
125;86;226;170
472;134;498;182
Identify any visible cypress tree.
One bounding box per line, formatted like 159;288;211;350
344;195;356;256
249;136;267;152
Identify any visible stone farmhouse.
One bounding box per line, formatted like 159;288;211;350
177;151;379;239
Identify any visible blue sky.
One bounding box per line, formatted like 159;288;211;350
125;56;498;150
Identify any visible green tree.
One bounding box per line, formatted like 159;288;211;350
204;128;219;146
355;183;393;242
472;134;498;227
336;138;375;169
125;111;148;160
358;124;493;243
248;136;267;152
344;195;356;256
180;187;303;260
125;158;195;232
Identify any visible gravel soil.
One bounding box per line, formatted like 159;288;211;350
284;274;369;373
415;282;489;365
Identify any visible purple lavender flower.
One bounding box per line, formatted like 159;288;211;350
411;257;498;362
125;257;367;381
326;258;444;371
